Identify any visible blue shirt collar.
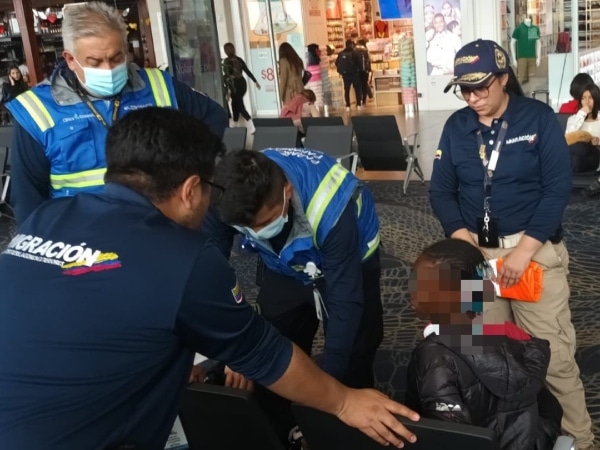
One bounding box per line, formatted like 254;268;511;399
102;183;156;208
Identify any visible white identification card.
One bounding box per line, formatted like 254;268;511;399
313;288;328;321
487;259;501;296
488;150;500;172
164;416;189;450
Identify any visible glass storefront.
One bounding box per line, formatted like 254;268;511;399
163;0;224;105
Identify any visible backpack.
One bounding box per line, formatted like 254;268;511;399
336;52;355;74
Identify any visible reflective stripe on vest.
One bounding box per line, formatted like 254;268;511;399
144;69;172;107
305;163;349;247
15;90;55;132
363;233;380;261
50;168;106;190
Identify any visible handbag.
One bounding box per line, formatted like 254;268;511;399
489;258;543;302
302;69;312;85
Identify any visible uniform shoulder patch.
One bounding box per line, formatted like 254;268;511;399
231;279;244;304
434;149;442;160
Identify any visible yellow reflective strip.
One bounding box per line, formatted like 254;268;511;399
50;168;106;189
145;69;171;107
16;91;54;132
306;164;348;246
356;192;363;217
362;233;381;260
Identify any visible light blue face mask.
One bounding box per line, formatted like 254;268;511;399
75;59;128;97
234;189;288;240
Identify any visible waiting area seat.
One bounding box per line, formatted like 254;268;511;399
351;115;425;195
292;405;575;450
556;112;600;188
252;126;299;150
253;117;294;128
304;125;358;173
300;116;344;131
179;383;285;450
222;127;247;152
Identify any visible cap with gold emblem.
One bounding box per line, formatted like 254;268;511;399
443;39;511;93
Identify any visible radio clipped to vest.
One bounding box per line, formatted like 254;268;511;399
304;262;327;321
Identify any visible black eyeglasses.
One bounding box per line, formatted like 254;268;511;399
202;179;226;204
454;77;497;101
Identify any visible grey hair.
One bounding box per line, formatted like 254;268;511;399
62;2;128;53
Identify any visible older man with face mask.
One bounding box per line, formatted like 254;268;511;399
6;1;227;225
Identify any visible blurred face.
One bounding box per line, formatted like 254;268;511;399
581;90;594;111
409;260;494;325
442;2;452;16
424;6;434;25
433;15;445;33
9;69;20;81
462;74;509;119
452;24;461;35
63;30;126;84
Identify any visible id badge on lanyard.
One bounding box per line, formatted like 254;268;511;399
476;121;508;248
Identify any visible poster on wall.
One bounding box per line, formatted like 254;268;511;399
307;0;322;18
423;0;462;76
250;48;279;112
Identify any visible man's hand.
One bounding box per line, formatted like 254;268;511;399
224;366;254;391
188;364;205;384
498;235;543;288
336;388;419;448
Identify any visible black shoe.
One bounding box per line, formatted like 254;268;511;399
582;178;600;197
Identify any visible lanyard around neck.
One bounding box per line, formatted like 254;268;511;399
67;77;121;129
476;120;509;204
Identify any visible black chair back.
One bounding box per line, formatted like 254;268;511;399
556;113;570;133
351;115;408;171
292;405;499;450
223;127;247;152
304;125;355;171
253;118;294;128
301;116;344;131
252;126;299;150
179;383;285;450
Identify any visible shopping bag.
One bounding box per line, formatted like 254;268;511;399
488;258;543;302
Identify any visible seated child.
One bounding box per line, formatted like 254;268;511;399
279;89;320;132
406;238;562;450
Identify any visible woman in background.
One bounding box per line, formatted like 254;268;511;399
565;83;600;173
278;42;304;104
2;66;28;103
279;89;320;133
304;43;323;109
222;42;260;133
559;73;595;114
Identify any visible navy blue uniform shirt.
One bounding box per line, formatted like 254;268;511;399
203;201;366;382
9;76;228;225
430;94;571;243
0;183;291;450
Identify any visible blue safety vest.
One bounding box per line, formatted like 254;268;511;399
7;68;178;198
240;148;380;283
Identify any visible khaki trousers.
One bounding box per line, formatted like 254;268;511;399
474;237;594;447
517;57;536;84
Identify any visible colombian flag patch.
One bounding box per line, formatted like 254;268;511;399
231;280;244;304
434;149;442;160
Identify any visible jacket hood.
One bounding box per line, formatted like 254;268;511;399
434;334;550;403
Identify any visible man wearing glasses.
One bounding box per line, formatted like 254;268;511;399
429;39;594;449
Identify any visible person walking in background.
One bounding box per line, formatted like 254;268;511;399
2;66;28;103
278;42;304;105
305;43;324;109
223;42;260;134
430;39;595;449
336;39;362;111
355;39;372;107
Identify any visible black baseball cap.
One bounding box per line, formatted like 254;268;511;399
444;39;511;93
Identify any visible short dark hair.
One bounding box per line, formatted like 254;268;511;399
416;239;486;279
579;83;600;120
105;107;225;202
212;150;286;225
569;73;595;99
